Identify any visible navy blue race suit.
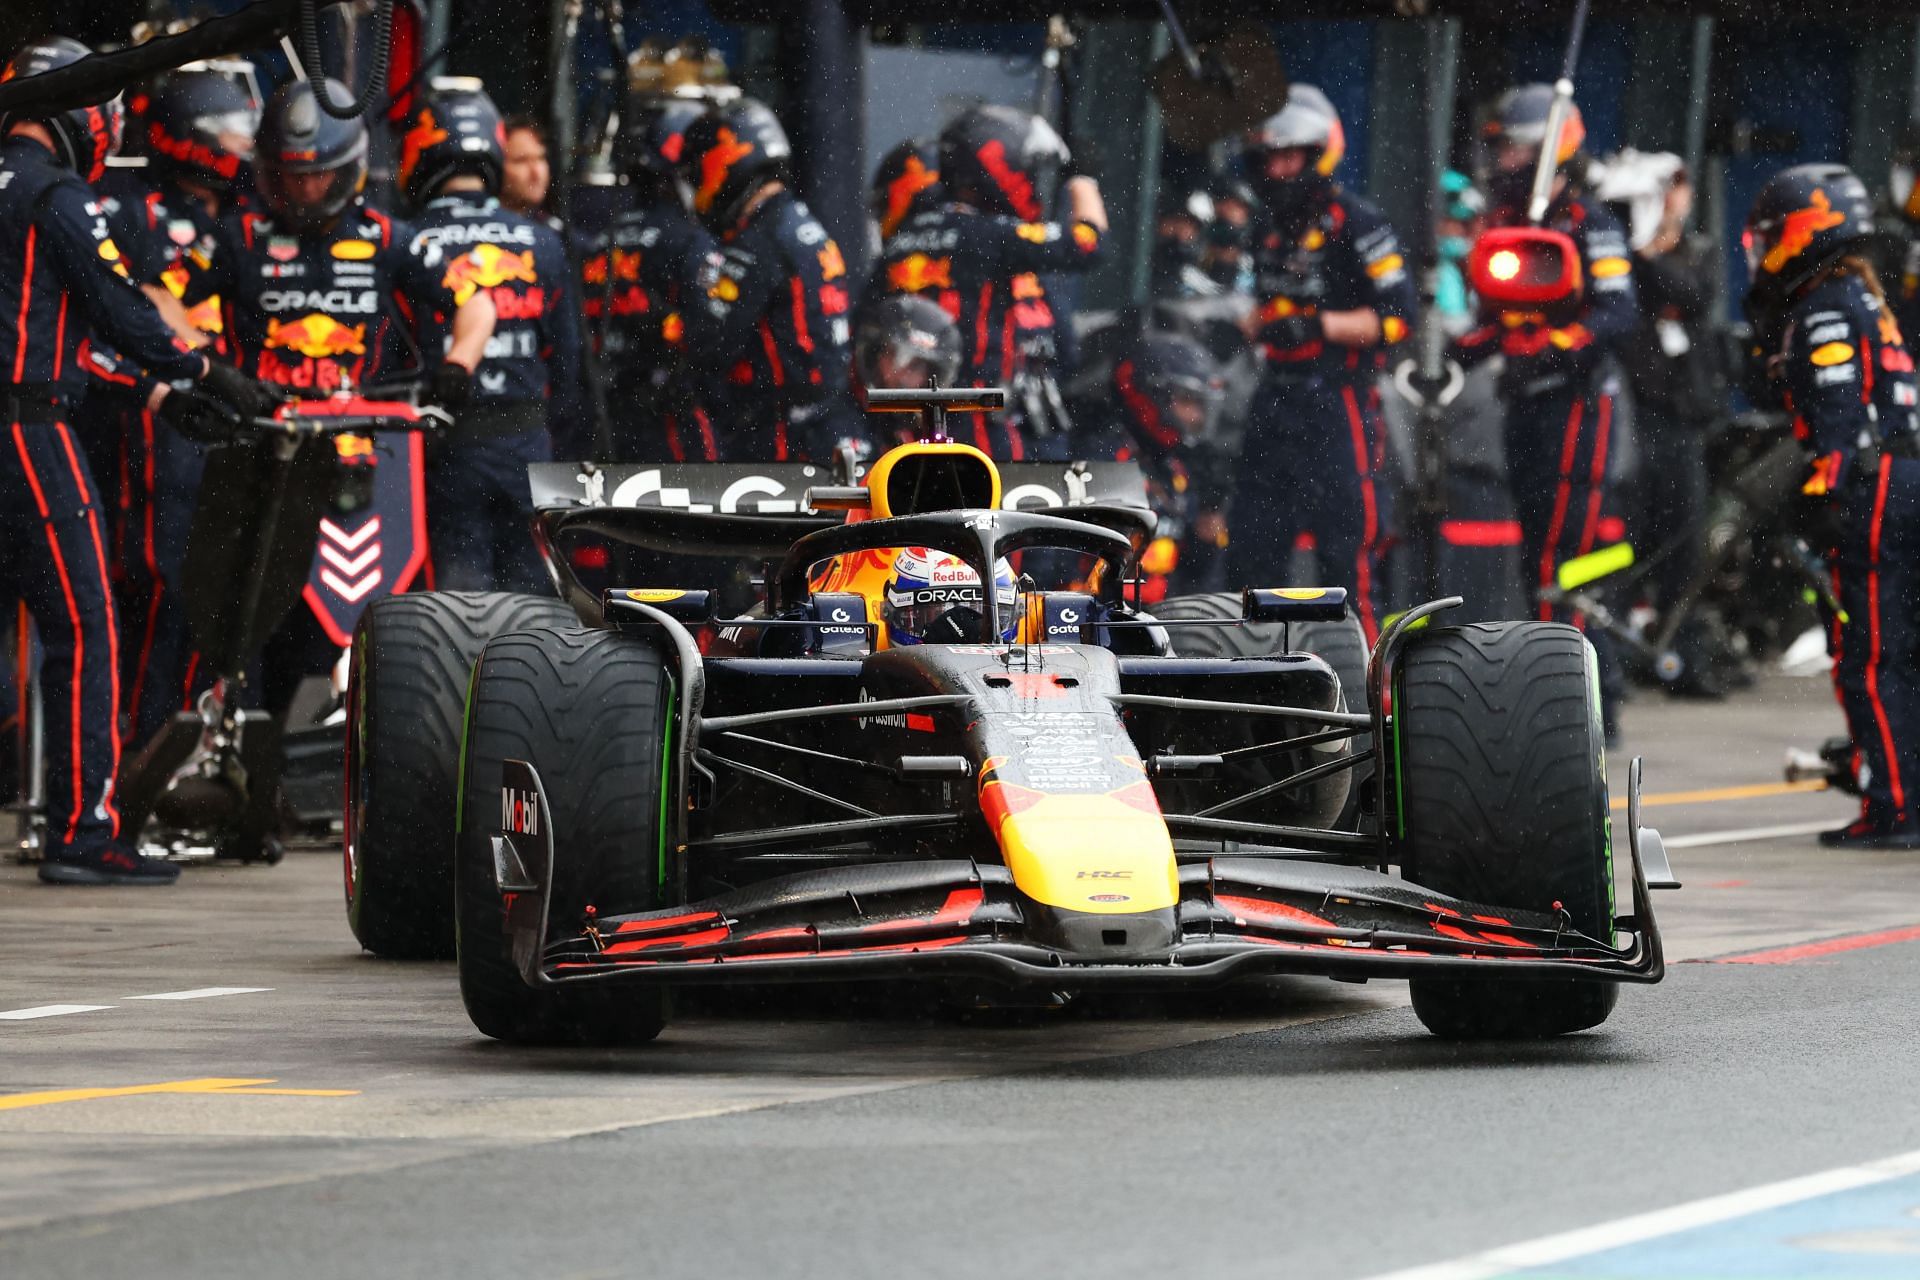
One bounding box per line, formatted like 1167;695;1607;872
1772;270;1920;828
79;166;233;747
402;194;579;593
1457;192;1638;627
581;201;718;461
1072;400;1229;602
175;200;454;710
175;202;443;394
1228;187;1415;642
873;203;1105;459
682;189;862;462
0;136;206;853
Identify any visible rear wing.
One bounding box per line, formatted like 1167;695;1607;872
528;460;1151;515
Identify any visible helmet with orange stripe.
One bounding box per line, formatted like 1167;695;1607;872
1744;164;1873;315
1244;84;1343;230
1484;83;1587;211
871;137;942;240
676;98;789;232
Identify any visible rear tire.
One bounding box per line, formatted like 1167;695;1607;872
346;592;578;959
456;626;672;1046
1154;591;1369;715
1156;592;1372;829
1396;622;1619;1039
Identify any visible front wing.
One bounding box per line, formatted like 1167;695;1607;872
494;771;1665;994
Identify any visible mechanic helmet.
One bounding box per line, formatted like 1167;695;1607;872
615;93;705;201
1483;83;1586;210
1244;84;1344;227
938;105;1069;222
397;79;505;209
884;548;1018;646
856;295;962;393
677;97;790;231
1889;123;1920;224
0;37;124;182
1743;163;1874;307
144;66;258;192
1112;331;1225;450
256;78;368;234
871;137;943;239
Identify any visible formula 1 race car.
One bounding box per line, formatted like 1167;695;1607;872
344;388;1676;1044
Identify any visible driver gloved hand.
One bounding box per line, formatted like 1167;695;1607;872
430;360;474;409
158;385;242;445
199;358;282;420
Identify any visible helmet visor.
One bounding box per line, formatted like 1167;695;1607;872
260;155;364;227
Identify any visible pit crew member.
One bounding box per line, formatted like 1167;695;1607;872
1226;85;1414;642
172;77;495;710
397;80;578;593
1748;164;1920;848
581;95;716;461
872;105;1107;460
1072;330;1229;600
1;37;279;884
676;98;863;463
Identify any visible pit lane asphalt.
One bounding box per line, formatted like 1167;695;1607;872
2;673;1916;1279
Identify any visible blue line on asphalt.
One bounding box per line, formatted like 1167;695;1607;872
1497;1174;1920;1278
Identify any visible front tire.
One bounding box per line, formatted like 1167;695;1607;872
1395;622;1619;1039
346;591;578;959
456;626;673;1046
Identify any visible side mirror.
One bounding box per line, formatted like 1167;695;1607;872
1468;226;1583;307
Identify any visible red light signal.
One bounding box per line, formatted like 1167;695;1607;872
1467;227;1583;307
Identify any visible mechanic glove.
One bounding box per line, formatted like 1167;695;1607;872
158;385;242;445
430;360;473;409
199;357;283;421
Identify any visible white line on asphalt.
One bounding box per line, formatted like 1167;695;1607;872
0;1005;116;1021
123;988;274;1001
1662;819;1837;850
1358;1146;1920;1280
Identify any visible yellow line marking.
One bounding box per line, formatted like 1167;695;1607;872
1610;779;1829;812
0;1077;359;1112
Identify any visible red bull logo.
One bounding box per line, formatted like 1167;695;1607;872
265;313;367;359
886;253;952;293
442;243;539;304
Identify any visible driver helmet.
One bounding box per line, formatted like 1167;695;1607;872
883;548;1017;646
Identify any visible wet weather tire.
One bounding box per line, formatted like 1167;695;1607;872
1155;593;1372;828
346;591;578;959
456;626;672;1046
1153;592;1369;715
1395;622;1619;1039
